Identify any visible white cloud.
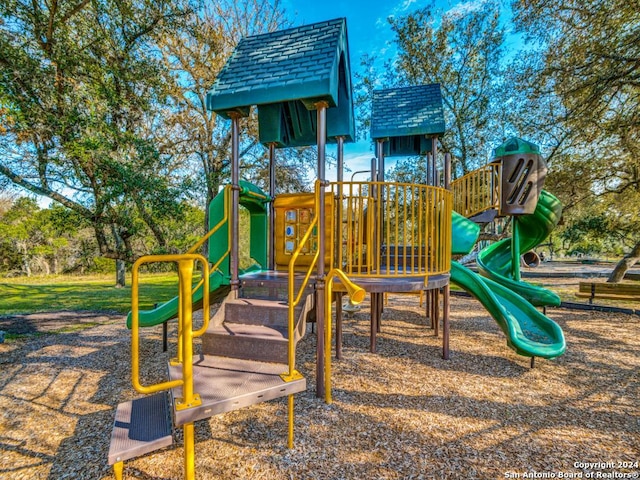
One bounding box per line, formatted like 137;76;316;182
398;0;419;12
445;0;487;19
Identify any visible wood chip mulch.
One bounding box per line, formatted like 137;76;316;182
1;295;638;480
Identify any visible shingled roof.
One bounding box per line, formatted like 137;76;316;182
207;18;355;147
370;84;445;156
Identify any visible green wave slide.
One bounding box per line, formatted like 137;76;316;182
477;190;563;307
450;191;566;359
126;181;268;329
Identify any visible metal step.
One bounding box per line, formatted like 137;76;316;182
224;297;295;326
168;355;306;426
240;284;289;301
108;392;173;466
203;323;290;363
240;270;316;299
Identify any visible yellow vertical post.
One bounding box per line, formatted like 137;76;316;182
178;258;195;404
177;258;197;480
184;422;195;480
288;394;294;449
113;462;123;480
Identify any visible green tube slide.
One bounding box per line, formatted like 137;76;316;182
450;209;565;359
127;181;268;328
476;190;563;307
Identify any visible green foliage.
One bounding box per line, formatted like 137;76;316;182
507;0;640;270
356;1;505;176
0;0;312;272
90;257;117;274
0;196;206;276
0;0;190;264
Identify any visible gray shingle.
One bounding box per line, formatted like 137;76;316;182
370;84;446;140
208;18;347;116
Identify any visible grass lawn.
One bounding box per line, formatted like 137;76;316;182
0;273;183;315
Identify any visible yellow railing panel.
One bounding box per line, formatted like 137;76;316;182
328;181;452;278
451;163;500;218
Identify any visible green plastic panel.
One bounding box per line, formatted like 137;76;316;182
492;137;540;158
208;180;269;274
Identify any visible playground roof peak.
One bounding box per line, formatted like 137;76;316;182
370;84;445;156
207;18;355;147
492;137;540;158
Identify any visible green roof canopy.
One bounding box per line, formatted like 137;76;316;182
492;137;540;158
207;18;355;148
370;84;445;157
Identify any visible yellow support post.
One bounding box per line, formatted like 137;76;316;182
184;422;195;480
113;461;123;480
174;258;201;411
287;394;294;449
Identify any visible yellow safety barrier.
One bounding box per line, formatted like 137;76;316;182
131;253;210;399
451;163;500;218
131;253;210;480
328;181;452;278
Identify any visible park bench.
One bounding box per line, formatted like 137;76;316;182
577;281;640;304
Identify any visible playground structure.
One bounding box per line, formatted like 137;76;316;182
107;18;565;480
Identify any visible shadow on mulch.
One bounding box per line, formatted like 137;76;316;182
0;311;124;335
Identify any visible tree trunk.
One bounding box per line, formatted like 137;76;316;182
607;240;640;283
112;225;126;288
115;259;126;288
19;242;31;277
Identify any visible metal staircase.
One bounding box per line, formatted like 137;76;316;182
108;259;310;480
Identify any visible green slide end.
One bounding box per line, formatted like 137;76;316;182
477;190;563;307
450;209;565;358
450;262;565;358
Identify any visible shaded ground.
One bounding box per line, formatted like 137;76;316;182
0;286;638;480
0;311;122;335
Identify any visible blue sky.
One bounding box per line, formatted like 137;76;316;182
282;0;484;61
280;0;497;179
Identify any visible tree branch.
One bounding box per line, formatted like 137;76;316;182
0;163;94;218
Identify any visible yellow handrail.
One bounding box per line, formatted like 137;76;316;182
283;181;322;382
131;252;209;480
131;253;210;398
323;269;365;403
